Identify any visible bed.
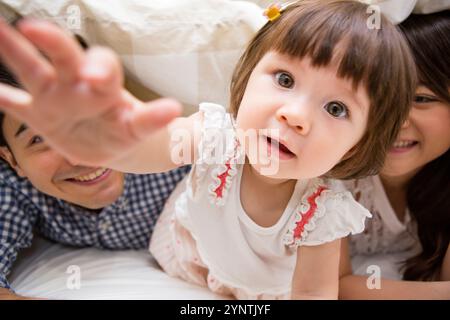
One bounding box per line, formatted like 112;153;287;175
9;236;228;299
1;0;445;299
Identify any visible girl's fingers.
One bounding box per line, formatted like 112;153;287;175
17;19;85;84
129;98;182;139
0;19;55;94
0;83;32;121
81;46;124;95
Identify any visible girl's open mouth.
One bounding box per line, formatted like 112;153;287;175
266;136;296;160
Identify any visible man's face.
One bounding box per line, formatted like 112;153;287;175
0;114;125;210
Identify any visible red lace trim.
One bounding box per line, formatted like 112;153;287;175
214;162;232;199
292;185;328;242
212;139;240;199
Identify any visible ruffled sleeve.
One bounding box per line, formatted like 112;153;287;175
190;103;242;206
283;181;372;248
196;102;235;167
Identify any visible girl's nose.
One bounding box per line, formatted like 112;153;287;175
276;105;311;135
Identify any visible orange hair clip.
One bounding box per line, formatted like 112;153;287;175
263;2;296;22
263;4;282;22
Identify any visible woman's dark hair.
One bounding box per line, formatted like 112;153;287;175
399;11;450;281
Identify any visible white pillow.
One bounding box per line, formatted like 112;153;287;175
413;0;450;14
9;236;228;299
357;0;450;24
2;0;266;111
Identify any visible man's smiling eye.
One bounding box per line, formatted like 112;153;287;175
28;135;43;147
414;95;438;103
324;101;349;118
275;71;294;89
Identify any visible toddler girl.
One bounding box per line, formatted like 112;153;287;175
149;1;416;299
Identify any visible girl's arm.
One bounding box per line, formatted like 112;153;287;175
291;239;341;300
105;111;202;173
339;236;353;277
338;238;450;299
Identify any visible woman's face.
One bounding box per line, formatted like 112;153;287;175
381;86;450;179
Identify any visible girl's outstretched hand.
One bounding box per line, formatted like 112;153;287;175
0;19;182;167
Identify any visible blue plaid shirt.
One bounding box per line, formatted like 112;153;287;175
0;161;190;290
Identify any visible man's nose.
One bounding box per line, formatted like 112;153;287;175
66;157;82;167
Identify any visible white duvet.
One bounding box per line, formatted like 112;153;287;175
9;236;406;299
9;236;227;300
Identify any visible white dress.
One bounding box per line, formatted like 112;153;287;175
342;176;421;280
150;102;372;299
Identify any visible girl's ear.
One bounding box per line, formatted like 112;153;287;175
0;146;26;177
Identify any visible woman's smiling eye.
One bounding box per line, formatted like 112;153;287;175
275;71;294;89
414;94;439;104
324;101;349;118
28;135;43;147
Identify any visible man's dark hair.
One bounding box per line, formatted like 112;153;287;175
0;28;88;148
0;61;22;147
0;16;24;148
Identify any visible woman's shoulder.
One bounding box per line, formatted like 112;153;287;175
339;175;379;204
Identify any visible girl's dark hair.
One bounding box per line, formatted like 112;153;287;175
399;11;450;281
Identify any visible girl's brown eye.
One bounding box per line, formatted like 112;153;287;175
275;71;294;88
324;101;349;118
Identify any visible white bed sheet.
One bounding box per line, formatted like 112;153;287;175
9;236;228;300
8;236;413;299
